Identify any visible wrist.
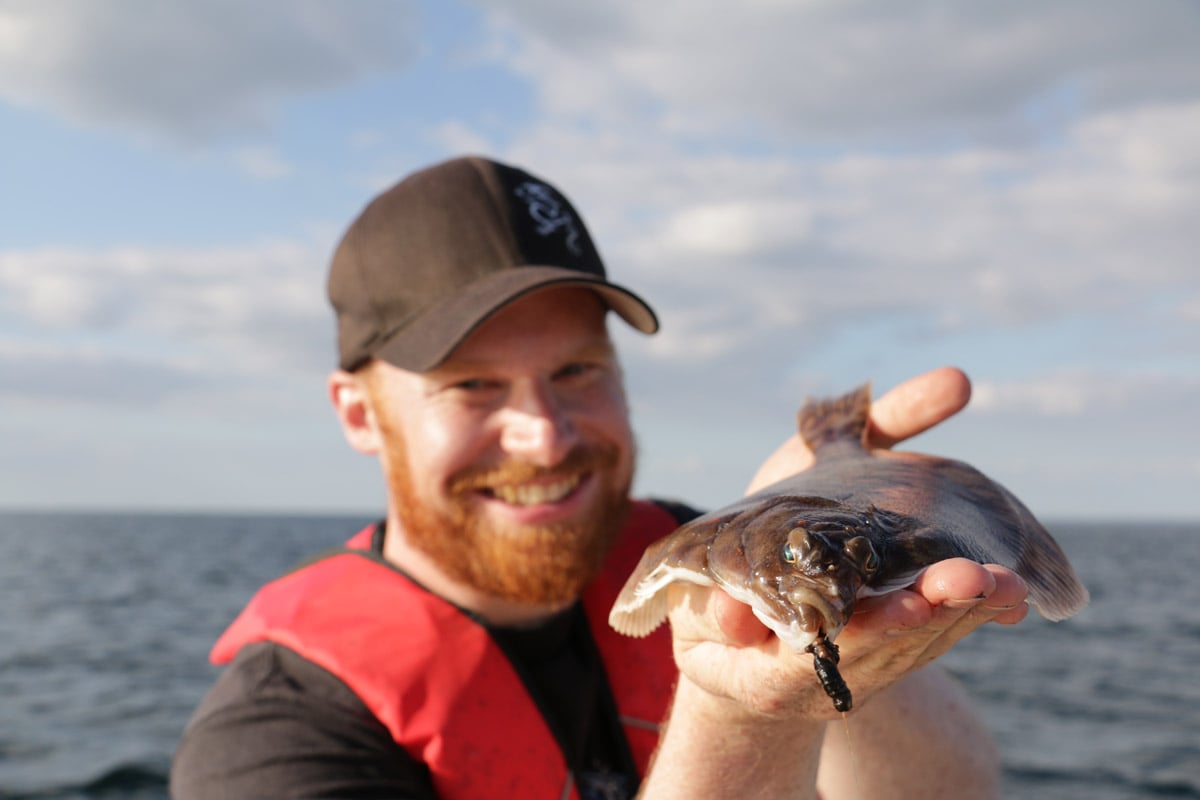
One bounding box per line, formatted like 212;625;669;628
639;675;826;799
672;672;827;736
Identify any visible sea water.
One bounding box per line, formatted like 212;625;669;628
0;513;1196;799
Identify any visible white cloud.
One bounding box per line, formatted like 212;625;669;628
348;128;386;150
658;200;814;259
0;239;334;404
232;146;295;179
592;102;1197;356
0;0;422;144
971;370;1200;418
972;379;1091;417
482;0;1200;144
432;120;497;155
3;1;1197;516
1179;295;1200;322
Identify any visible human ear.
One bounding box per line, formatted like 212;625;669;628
328;370;381;455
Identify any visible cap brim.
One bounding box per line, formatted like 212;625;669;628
370;266;658;372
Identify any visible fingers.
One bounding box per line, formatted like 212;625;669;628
967;566;1030;626
844;588;934;635
663;560;1030;721
911;557;998;607
665;584;832;718
745;366;972;492
910;561;1028;648
848;562;1028;680
712;589;773;646
665;583;721;640
867;366;971;449
843;558;1013;642
668;585;781;649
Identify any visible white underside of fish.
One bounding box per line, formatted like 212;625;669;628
610;560;929;651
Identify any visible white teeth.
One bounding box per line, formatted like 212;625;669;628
490;476;580;506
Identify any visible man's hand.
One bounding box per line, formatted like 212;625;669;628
640;367;1014;799
744;365;974;493
671;558;1028;719
669;366;1030;720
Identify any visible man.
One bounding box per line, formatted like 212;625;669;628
171;156;1028;799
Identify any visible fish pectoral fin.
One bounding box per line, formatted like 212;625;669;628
609;564;717;638
608;584;670;638
608;541;676;637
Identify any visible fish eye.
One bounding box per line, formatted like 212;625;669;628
845;536;879;575
782;543;797;564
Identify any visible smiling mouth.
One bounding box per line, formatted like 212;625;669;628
482;474;583;506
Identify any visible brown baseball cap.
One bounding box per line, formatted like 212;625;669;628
328;156;659;372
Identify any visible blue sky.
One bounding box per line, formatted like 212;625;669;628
1;0;1197;520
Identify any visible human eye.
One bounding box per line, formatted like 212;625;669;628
553;362;594;381
555;344;617;382
450;376;501;393
554;355;618;388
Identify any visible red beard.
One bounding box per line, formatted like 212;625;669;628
383;434;632;605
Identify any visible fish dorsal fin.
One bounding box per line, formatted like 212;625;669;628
798;383;872;457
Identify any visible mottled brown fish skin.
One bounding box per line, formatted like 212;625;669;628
703;496;946;635
609;382;1089;649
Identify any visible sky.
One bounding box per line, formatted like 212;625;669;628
1;0;1197;521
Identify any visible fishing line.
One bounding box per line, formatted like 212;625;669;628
840;712;864;800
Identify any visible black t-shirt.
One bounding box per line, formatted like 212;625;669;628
171;640;435;799
490;603;639;800
171;503;701;800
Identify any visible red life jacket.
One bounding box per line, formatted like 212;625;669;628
210;500;679;800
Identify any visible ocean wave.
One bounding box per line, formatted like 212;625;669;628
0;762;168;800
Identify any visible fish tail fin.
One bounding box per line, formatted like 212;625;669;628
799;383;872;454
1026;559;1091;621
1000;489;1091;620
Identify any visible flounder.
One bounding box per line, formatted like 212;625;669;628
609;384;1089;711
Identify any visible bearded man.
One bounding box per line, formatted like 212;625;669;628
171;156;1026;800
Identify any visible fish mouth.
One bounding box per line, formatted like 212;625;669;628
783;587;845;638
717;580;847;651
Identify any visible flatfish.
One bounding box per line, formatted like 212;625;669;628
609;383;1089;711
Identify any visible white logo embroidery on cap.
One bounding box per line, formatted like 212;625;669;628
515;181;583;256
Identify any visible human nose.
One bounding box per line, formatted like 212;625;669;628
498;382;578;466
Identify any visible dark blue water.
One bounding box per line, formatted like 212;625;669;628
0;513;1196;798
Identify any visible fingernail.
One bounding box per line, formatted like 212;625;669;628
982;600;1026;612
943;595;986;610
